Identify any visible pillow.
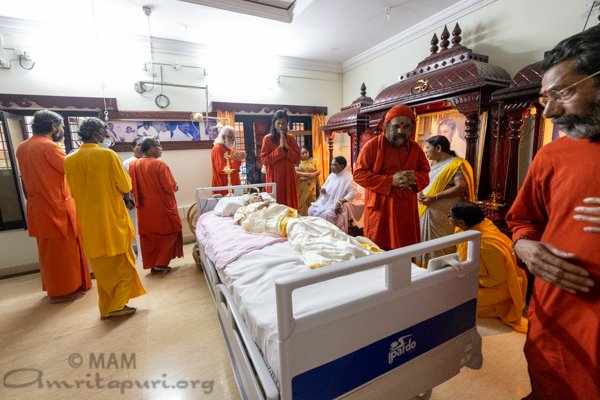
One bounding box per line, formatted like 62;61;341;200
213;196;245;217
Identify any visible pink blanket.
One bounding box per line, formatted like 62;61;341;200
196;211;287;269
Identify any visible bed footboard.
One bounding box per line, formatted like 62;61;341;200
275;231;482;399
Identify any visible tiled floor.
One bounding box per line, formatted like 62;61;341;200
0;244;530;399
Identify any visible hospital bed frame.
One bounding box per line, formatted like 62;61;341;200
195;183;482;400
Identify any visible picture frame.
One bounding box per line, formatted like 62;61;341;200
414;108;468;158
106;111;213;152
414;108;488;190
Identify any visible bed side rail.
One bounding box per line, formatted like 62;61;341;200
275;230;481;341
195;183;277;214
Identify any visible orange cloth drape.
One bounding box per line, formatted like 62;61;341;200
311;114;327;188
217;111;235;127
16;135;91;297
211;143;242;195
130;157;183;269
261;133;301;209
353;135;430;250
456;219;528;333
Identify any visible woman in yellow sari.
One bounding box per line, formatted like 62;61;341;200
295;147;320;215
416;135;474;267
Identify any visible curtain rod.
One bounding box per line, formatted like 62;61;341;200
137;80;207;90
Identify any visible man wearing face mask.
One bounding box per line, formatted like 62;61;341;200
65;117;146;319
353;104;430;250
211;125;245;196
15;110;92;303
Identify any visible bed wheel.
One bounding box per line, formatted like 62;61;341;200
192;243;202;268
414;390;432;400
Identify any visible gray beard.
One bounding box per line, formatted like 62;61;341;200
552;98;600;140
225;142;234;150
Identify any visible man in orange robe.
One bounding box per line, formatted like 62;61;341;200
261;109;301;209
211;125;245;195
130;137;183;273
353;104;430;250
507;26;600;400
16;110;91;303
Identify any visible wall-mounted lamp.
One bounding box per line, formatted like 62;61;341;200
0;34;35;70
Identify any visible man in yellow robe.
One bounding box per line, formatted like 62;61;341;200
65;117;146;319
449;202;528;333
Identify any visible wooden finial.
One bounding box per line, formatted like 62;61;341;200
452;23;462;47
360;82;366;97
440;25;450;50
430;33;439;55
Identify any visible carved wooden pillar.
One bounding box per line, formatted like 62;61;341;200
490;108;508;196
463;113;480;178
327;131;334;171
503;110;524;203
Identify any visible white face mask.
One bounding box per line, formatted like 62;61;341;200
99;137;113;148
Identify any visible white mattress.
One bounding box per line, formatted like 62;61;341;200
216;241;427;382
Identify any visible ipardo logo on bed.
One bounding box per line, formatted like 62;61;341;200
388;334;416;364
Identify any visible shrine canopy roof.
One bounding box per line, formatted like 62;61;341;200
362;24;511;115
491;60;544;103
322;83;373;132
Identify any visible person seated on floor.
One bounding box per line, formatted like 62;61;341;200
232;195;381;268
448;202;528;333
307;156;356;232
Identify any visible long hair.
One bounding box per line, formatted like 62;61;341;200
78;117;107;141
541;25;600;85
213;125;233;146
426;135;457;157
270;109;289;144
450;202;485;228
31;110;63;135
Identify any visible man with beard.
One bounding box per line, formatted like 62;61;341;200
211;125;245;195
353;104;430;250
16;110;92;303
506;25;600;400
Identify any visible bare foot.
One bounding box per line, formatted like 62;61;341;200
101;305;137;320
48;291;85;304
151;266;172;274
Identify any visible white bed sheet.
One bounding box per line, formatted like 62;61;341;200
216;241;428;382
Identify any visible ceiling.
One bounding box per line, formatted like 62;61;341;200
0;0;477;72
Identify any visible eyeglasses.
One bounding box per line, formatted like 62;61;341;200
223;136;235;141
539;69;600;107
447;213;455;219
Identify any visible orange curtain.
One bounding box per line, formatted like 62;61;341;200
216;111;235;127
311;113;327;187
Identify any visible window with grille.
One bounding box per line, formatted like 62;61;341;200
234;122;247;184
0;123;11;170
0;110;98;231
291;122;305;148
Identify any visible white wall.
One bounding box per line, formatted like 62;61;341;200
343;0;594;105
0;29;342;274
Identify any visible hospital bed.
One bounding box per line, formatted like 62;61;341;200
195;183;483;400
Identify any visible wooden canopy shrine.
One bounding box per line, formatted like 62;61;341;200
321;83;373;168
360;24;511;200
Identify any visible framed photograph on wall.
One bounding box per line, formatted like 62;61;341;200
414;109;468;158
107;111;213;152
